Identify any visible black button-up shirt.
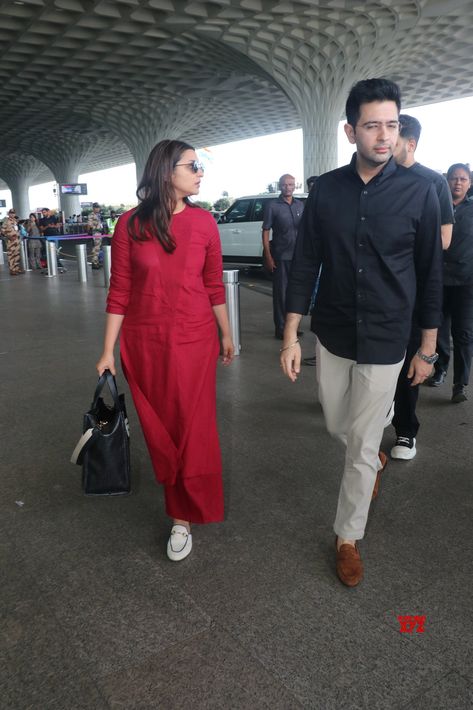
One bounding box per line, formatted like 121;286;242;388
443;196;473;285
262;194;304;260
286;154;443;364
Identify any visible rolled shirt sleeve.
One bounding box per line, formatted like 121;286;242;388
415;182;443;330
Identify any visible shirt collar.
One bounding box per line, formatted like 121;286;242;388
277;194;295;204
349;152;397;183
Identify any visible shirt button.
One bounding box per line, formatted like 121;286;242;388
363;190;368;195
358;242;364;247
357;319;363;324
358;268;363;273
360;216;366;221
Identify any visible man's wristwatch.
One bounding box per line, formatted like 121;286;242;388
416;348;439;365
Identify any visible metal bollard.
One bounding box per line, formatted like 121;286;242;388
223;269;241;355
45;240;58;277
103;244;111;288
0;240;4;265
76;243;88;282
21;240;32;271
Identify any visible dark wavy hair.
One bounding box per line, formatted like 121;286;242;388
346;78;401;127
128;139;195;251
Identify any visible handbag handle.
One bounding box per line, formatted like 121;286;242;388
92;369;121;410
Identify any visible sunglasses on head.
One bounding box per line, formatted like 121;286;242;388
174;160;204;173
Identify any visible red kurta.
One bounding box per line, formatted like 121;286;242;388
106;205;225;523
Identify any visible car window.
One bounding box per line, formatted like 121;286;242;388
224;199;252;223
252;198;275;222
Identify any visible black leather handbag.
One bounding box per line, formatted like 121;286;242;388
71;370;131;495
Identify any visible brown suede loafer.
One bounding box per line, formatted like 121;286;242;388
371;450;388;500
336;540;364;587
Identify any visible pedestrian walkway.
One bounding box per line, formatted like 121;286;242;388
1;260;472;709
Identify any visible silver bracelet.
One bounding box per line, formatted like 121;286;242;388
279;339;300;353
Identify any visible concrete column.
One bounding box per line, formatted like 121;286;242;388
8;175;31;218
54;166;81;218
298;92;346;180
30;137;103;218
0;153;50;219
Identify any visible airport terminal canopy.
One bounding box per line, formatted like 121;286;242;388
1;0;472;213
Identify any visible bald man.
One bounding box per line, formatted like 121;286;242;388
262;174;305;338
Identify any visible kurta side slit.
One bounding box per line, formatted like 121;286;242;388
106;205;225;523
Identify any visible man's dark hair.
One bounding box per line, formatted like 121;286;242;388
446;163;471;179
399;114;421;143
306;175;318;190
345;78;401;127
92;202;100;209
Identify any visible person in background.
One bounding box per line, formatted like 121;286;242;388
430;163;473;403
262;174;305;339
1;208;23;275
39;208;65;273
88;202;104;269
389;114;453;459
306;175;318;193
27;212;42;269
107;210;119;236
96;139;234;562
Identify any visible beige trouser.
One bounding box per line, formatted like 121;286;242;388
316;342;404;540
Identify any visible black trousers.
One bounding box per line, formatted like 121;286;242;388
436;283;473;386
392;325;421;439
272;259;292;336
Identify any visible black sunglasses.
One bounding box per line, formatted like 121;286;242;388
174;160;204;173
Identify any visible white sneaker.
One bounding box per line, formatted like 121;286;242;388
166;525;192;561
391;436;416;460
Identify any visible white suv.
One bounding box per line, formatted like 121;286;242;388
218;193;307;266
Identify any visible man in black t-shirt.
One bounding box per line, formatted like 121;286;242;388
38;207;65;272
390;114;454;460
38;207;60;236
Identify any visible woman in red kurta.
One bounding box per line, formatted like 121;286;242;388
96;140;234;561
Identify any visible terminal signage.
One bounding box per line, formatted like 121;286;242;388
0;199;6;207
60;183;88;195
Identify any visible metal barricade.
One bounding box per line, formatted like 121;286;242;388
223;269;241;355
76;243;88;282
103;244;111;288
0;240;4;265
45;240;58;277
21;240;31;272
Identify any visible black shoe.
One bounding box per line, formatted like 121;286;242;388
302;355;316;366
297;331;304;337
91;263;102;270
275;332;284;340
452;384;467;403
428;369;446;387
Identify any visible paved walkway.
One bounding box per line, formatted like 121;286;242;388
1;259;472;709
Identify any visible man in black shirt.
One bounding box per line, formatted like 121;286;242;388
433;163;473;403
262;175;305;338
390;115;454;460
38;207;60;236
280;79;443;587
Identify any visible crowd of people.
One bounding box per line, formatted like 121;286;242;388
0;204;121;275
